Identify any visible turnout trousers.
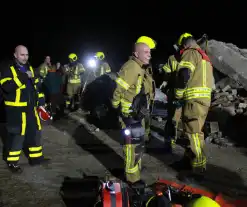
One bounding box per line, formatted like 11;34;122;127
120;117;144;183
5;107;44;165
66;83;81;106
164;100;182;147
182;100;209;171
164;90;182;148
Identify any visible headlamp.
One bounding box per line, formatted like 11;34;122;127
87;58;97;68
124;129;131;136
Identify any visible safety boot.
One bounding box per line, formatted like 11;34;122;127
128;180;146;207
169;156;192;172
178;168;206;184
29;157;51;166
7;163;23;174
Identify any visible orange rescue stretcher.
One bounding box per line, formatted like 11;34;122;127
158;179;247;207
101;179;247;207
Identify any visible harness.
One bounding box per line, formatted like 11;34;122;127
180;47;212;65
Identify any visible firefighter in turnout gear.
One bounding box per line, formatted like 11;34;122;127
111;36;156;184
38;56;52;80
0;45;49;173
174;33;213;174
93;51;111;77
65;53;85;109
162;53;182;152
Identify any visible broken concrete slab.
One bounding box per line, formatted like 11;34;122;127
206;40;247;90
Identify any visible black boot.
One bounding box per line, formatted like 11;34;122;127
169;156;192;172
129;180;146;207
177;168;206;184
29;157;51;166
7;163;23;173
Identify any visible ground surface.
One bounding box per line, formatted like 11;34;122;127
0;110;247;206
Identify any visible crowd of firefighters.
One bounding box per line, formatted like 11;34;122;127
0;32;219;206
37;51;111;117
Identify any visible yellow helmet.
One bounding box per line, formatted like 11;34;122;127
136;36;156;49
186;196;221;207
177;33;193;46
68;53;78;62
95;52;105;60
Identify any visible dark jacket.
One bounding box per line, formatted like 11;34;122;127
43;69;63;95
0;60;45;110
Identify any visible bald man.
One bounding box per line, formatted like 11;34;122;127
111;37;156;187
0;45;49;173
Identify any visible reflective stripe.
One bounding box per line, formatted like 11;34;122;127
116;78;130;90
136;76;143;94
172;60;178;71
10;66;22;87
21;112;27;136
7;150;21;161
0;77;12;85
183;87;211;100
175;89;185;98
121;99;132;114
191;133;206;167
34;107;42;130
68;79;81;83
29;146;42;151
124;144;139;174
38;93;45;98
162;64;171;73
29;66;35;77
179;61;195;72
35;78;39;83
28;146;43;158
202;59;206;87
112;100;120;108
9;150;21;155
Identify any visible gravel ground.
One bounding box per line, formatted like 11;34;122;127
0;112;247;206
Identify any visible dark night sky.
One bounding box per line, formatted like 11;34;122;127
2;1;246;70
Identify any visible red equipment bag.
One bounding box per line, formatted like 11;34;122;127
102;181;130;207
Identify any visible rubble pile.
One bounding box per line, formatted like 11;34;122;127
205;121;234;147
211;76;247;116
199;39;247;147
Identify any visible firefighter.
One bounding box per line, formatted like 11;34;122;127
0;45;49;173
93;52;111;77
162;53;182;152
174;33;213;174
65;53;85;109
111;36;156;185
38;56;52;80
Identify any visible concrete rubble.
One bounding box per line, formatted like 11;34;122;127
200;39;247;147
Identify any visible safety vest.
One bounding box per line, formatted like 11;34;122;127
176;47;213;104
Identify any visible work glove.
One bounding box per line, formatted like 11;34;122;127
173;100;185;109
137;107;150;120
25;71;33;78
